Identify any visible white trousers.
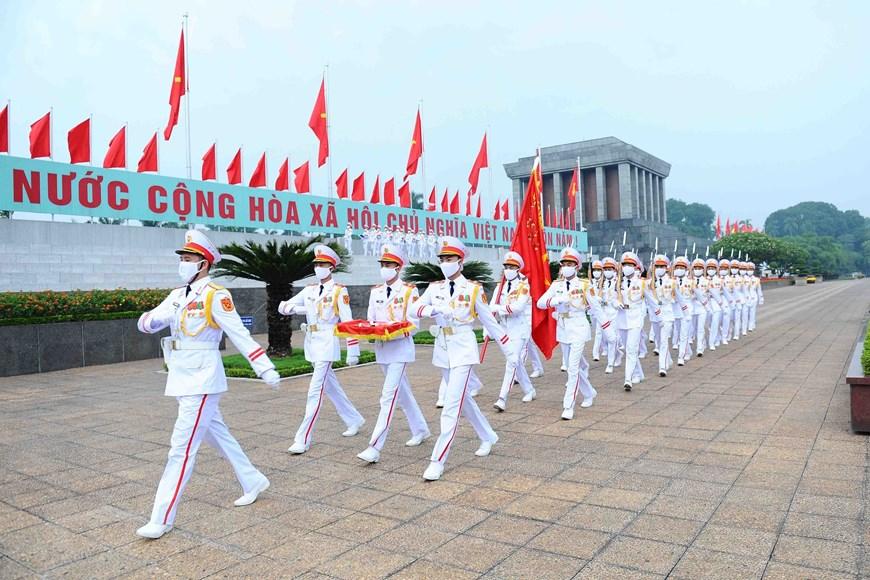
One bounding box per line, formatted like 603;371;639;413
562;342;596;409
732;305;743;338
430;366;497;466
526;342;544;374
368;363;428;451
748;302;758;331
294;361;363;446
708;309;722;347
657;320;674;372
149;393;263;526
497;338;534;402
721;305;732;341
676;316;692;361
439;369;482;402
693;313;707;354
619;327;644;383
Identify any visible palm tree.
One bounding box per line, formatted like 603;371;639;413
402;260;494;294
214;236;350;357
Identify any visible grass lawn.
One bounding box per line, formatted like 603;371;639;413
223;350;377;378
412;328;484;345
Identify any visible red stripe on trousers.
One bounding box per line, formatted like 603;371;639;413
437;368;473;462
303;364;331;444
163;394;208;525
371;363;406;447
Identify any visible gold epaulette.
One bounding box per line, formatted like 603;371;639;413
207;282;226;291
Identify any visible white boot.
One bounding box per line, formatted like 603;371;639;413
356;447;380;463
475;437;497;457
405;430;431;447
521;389;536;403
342;420;365;437
561;407;574;420
136;523;172;539
234;477;270;507
530;369;544;379
288;442;309;454
423;461;444;481
493;398;506;412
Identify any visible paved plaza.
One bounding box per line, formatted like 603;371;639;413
1;280;868;579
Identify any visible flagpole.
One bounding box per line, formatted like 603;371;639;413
419;99;426;208
50;106;54;222
487;128;493;231
577;156;583;232
183;13;192;181
88;114;93;165
325;64;333;199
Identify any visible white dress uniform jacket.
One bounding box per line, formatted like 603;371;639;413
367;280;420;364
536;277;593;344
278;280;360;361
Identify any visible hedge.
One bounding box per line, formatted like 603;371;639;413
0;289;168;325
862;321;870;376
223;350;377;378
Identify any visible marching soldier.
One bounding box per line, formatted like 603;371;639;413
600;257;620;374
705;258;724;350
747;261;763;331
135;231;279;540
614;252;647;390
730;260;745;340
491;251;537;412
672;256;694;365
536;247;598;418
414;237;519;481
278;245;365;454
718;259;734;345
691;258;710;356
650;254;677;376
343;224;354;255
356;245;430;463
590;260;606;361
526;342;545;379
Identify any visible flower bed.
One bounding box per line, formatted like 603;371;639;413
0;289;168;326
223;350;377;379
863;321;870;376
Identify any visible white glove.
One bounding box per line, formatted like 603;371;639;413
434;305;454;319
346;355;359;367
549;295;567;306
261;369;281;390
491;304;507;316
278;300;293;316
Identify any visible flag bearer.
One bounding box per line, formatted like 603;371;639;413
356;245;430;463
135;231;279;540
278;245;365;455
747;261;763;330
718;259;733;345
536;247;598;418
706;258;724;350
491;251;537;412
414;237;519;481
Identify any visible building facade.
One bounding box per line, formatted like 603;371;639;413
503;137;671;226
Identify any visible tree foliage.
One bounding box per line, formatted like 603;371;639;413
711;232;808;273
666;199;715;238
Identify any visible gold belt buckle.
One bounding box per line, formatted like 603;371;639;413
171;339;181;350
442;327;455;336
309;324;319;332
560;313;571;319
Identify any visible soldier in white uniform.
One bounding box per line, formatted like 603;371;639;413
362;227;371;256
356;245;430;464
135;231;279;540
427;231;437;260
672;256;694;365
278;245;365;454
590;260;606;361
747;261;763;331
537;247;598;418
730;260;745;340
650;255;677;376
600;257;620;374
614;252;647;390
343;224;354;255
690;258;710;357
490;251;536;412
705;258;724;350
718;259;734;345
414;237;518;481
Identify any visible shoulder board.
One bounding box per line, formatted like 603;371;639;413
404;282;415;288
207;282;225;291
335;283;346;289
373;283;384;289
469;281;481;287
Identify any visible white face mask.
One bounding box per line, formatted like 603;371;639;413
622;265;635;277
730;268;739;275
707;268;717;276
503;268;519;281
178;260;204;283
655;267;666;278
742;270;751;277
379;267;399;282
674;267;686;277
560;266;576;278
314;266;332;280
603;270;616;279
440;261;461;279
693;268;704;277
592;270;602;279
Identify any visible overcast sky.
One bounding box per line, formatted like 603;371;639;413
2;0;868;227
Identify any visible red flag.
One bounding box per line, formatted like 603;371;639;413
29;111;51;159
0;104;8;153
427;185;436;211
494;199;501;220
67;118;90;164
202;144;216;180
566;168;579;214
465;190;473;216
103;126;126;169
137;132;158;173
733;221;739;234
309;78;329;167
294;161;310;193
352;171;366;201
511;155;555;358
502;198;509;220
398;180;411;208
275;158;290;191
404;109;423;179
336;169;348;199
724;217;730;236
467;132;488;195
163;29;186;141
383;177;396;205
450;190;460;214
475;194;482;218
226;148;242;185
370;175;380;204
440;187;449;212
249;153;267;187
715;215;721;239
